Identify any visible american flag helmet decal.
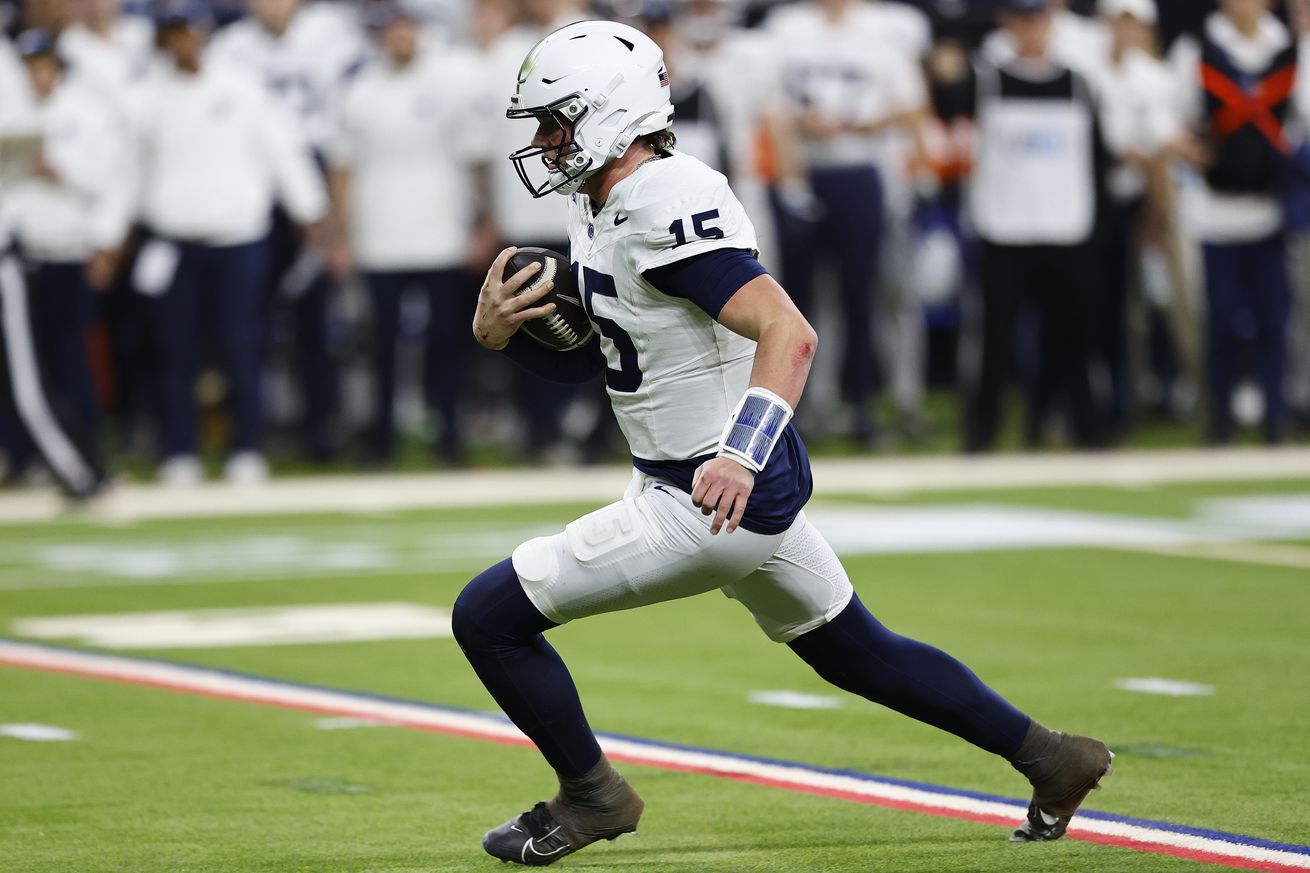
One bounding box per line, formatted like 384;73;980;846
658;67;669;87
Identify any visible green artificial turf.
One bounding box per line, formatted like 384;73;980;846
2;479;1309;872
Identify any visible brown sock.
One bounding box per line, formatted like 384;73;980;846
547;755;644;842
1008;720;1062;784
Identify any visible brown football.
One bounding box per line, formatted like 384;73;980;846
502;247;595;352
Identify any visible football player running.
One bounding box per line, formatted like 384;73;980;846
458;20;1111;866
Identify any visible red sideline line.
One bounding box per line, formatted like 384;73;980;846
3;654;1304;873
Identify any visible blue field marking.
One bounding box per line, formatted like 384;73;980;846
4;637;1309;859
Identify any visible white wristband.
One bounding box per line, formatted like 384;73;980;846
717;387;794;473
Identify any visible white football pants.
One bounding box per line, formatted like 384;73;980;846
511;470;854;643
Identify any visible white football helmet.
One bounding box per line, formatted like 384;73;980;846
508;20;675;198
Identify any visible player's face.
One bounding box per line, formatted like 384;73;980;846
160;23;206;70
678;0;730;47
250;0;302;32
508;101;589;198
1220;0;1270;30
1001;10;1053;58
1107;11;1150;52
22;55;61;99
929;38;969;85
531;114;570;170
380;17;419;64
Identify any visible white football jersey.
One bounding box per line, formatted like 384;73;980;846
207;4;368;152
332;51;485;270
762;2;927;169
567;152;758;462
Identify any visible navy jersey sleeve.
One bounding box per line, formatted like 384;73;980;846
499;333;604;384
642;248;768;320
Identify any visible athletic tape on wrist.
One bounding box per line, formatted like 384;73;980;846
717;387;793;473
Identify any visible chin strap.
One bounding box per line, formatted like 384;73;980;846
717;386;793;473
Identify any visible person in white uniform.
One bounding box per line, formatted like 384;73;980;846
761;0;929;446
328;1;484;464
208;0;368;460
478;0;583;255
638;2;731;174
1094;0;1180;437
0;25;35;126
868;0;935;442
475;0;588;460
0;29;121;497
207;0;366;154
56;0;154;109
452;19;1112;867
672;0;773;192
129;2;327;484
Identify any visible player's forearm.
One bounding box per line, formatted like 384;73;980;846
326;167;351;240
764;108;808;184
499;333;605;384
747;317;818;410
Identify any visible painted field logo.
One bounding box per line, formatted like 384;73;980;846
12;603;453;649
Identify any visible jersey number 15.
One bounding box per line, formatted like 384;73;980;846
669;210;723;248
575;264;643;394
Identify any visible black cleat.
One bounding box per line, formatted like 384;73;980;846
1009;723;1114;843
1010;801;1072;842
482;756;643;866
483;801;579;866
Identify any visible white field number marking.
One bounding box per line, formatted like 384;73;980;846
1113;677;1216;697
748;690;845;710
0;723;79;741
13;603;453;649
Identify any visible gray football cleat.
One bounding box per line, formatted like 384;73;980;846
482;756;643;865
1009;722;1114;842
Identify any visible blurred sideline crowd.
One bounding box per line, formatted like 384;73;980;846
1;0;1309;495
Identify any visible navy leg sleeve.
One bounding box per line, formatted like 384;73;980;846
813;166;883;406
1203;243;1241;442
1247;235;1292;442
365;271;404;460
214;240;269;453
424;268;472;459
452;558;604;778
788;594;1031;758
153;240;201;457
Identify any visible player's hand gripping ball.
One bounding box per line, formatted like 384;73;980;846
473;246;594;352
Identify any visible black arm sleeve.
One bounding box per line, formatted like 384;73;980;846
498;332;605;384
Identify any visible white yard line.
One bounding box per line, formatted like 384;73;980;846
0;722;79;742
1113;678;1216;697
747;690;845;710
1121;541;1310;571
3;447;1310;526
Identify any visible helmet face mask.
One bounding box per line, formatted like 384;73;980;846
506;20;676;199
507;97;596;198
